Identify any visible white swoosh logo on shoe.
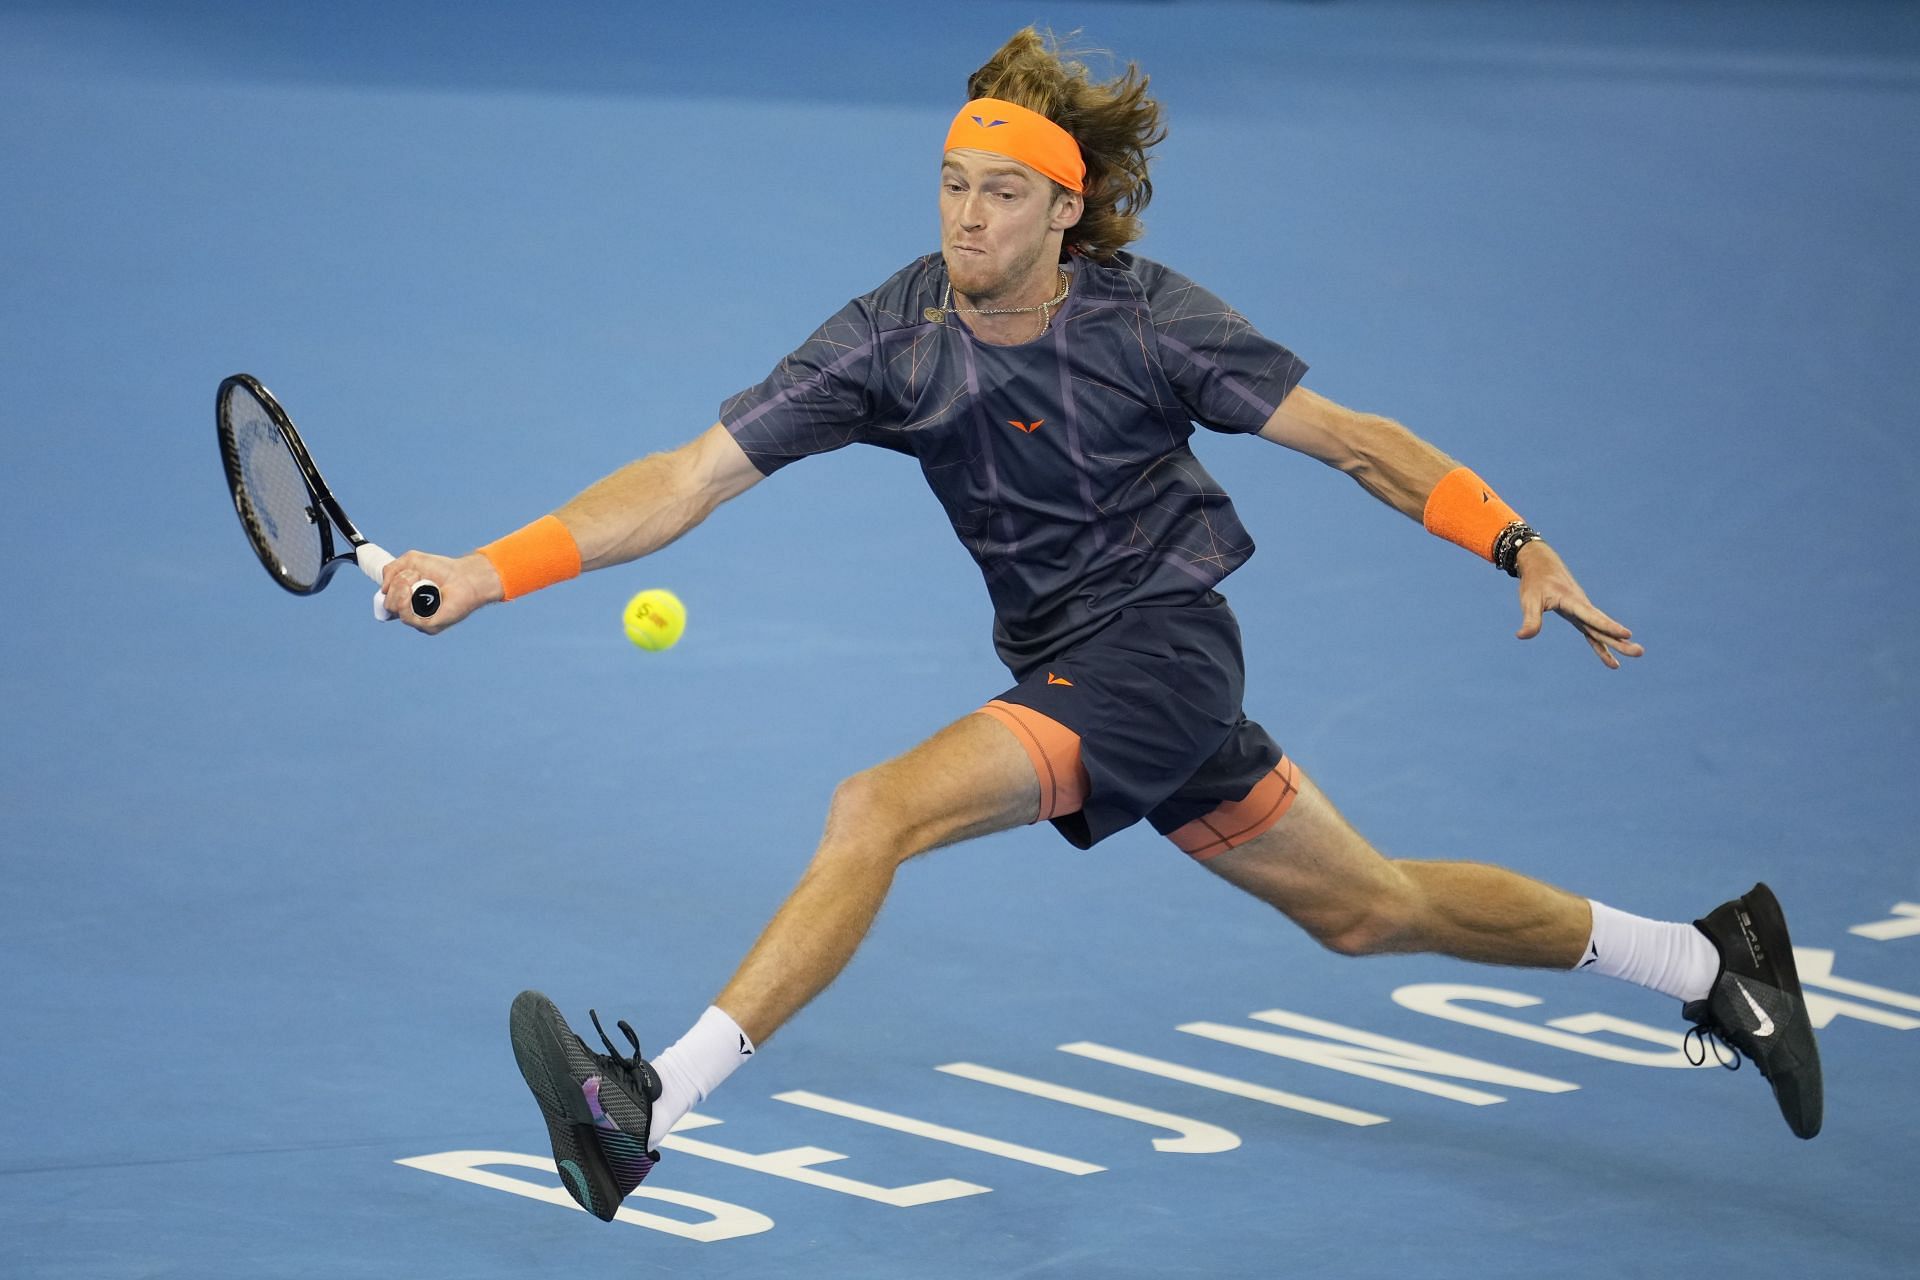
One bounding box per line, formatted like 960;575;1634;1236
1735;980;1775;1038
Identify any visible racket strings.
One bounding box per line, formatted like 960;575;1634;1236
224;391;324;588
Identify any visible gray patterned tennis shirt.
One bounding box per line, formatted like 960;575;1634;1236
721;251;1307;677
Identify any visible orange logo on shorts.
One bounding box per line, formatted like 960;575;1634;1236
1008;419;1044;434
1046;672;1073;686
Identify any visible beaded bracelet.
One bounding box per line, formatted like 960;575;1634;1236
1492;521;1542;577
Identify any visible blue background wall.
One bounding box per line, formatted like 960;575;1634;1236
3;3;1916;1275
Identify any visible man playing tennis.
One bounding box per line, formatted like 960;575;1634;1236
382;29;1823;1223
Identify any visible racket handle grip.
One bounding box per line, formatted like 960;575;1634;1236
359;543;440;621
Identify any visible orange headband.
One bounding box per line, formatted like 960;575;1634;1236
944;97;1085;193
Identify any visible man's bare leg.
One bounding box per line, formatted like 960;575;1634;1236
1198;762;1824;1137
715;709;1041;1045
1202;765;1590;967
508;709;1044;1218
628;711;1039;1140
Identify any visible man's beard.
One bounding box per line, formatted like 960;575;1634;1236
949;237;1050;307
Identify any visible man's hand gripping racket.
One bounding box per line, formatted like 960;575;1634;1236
216;373;442;623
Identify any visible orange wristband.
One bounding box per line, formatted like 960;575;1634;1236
478;515;581;601
1422;466;1523;562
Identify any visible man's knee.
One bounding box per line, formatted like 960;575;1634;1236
820;766;930;865
1307;900;1417;957
1288;866;1424;958
1204;784;1426;958
815;713;1043;867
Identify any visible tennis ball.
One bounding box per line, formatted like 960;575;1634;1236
623;588;686;652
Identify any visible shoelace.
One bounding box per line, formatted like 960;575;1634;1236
1684;1021;1743;1071
588;1009;650;1091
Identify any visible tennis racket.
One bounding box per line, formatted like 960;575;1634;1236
216;373;440;620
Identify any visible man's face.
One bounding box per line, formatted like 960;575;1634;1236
939;149;1077;302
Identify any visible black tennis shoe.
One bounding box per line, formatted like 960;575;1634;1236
1682;883;1823;1139
509;990;663;1221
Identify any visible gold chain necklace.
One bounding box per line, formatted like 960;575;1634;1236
925;268;1070;335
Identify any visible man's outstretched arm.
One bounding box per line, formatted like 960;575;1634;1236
1257;386;1644;669
380;423;763;632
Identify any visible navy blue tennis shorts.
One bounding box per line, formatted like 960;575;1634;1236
977;593;1300;857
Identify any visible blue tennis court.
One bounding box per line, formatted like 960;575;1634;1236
3;2;1916;1275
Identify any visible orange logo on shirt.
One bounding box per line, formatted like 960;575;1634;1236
1046;672;1073;686
1008;419;1045;434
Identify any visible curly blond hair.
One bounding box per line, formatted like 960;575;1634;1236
965;27;1166;261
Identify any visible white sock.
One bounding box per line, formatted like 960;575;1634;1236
1576;899;1720;1003
649;1005;755;1138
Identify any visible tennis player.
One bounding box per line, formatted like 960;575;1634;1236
382;29;1823;1222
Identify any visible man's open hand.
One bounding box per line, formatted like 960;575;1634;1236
1513;540;1645;669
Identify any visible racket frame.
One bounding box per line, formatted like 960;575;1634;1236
217;372;378;596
